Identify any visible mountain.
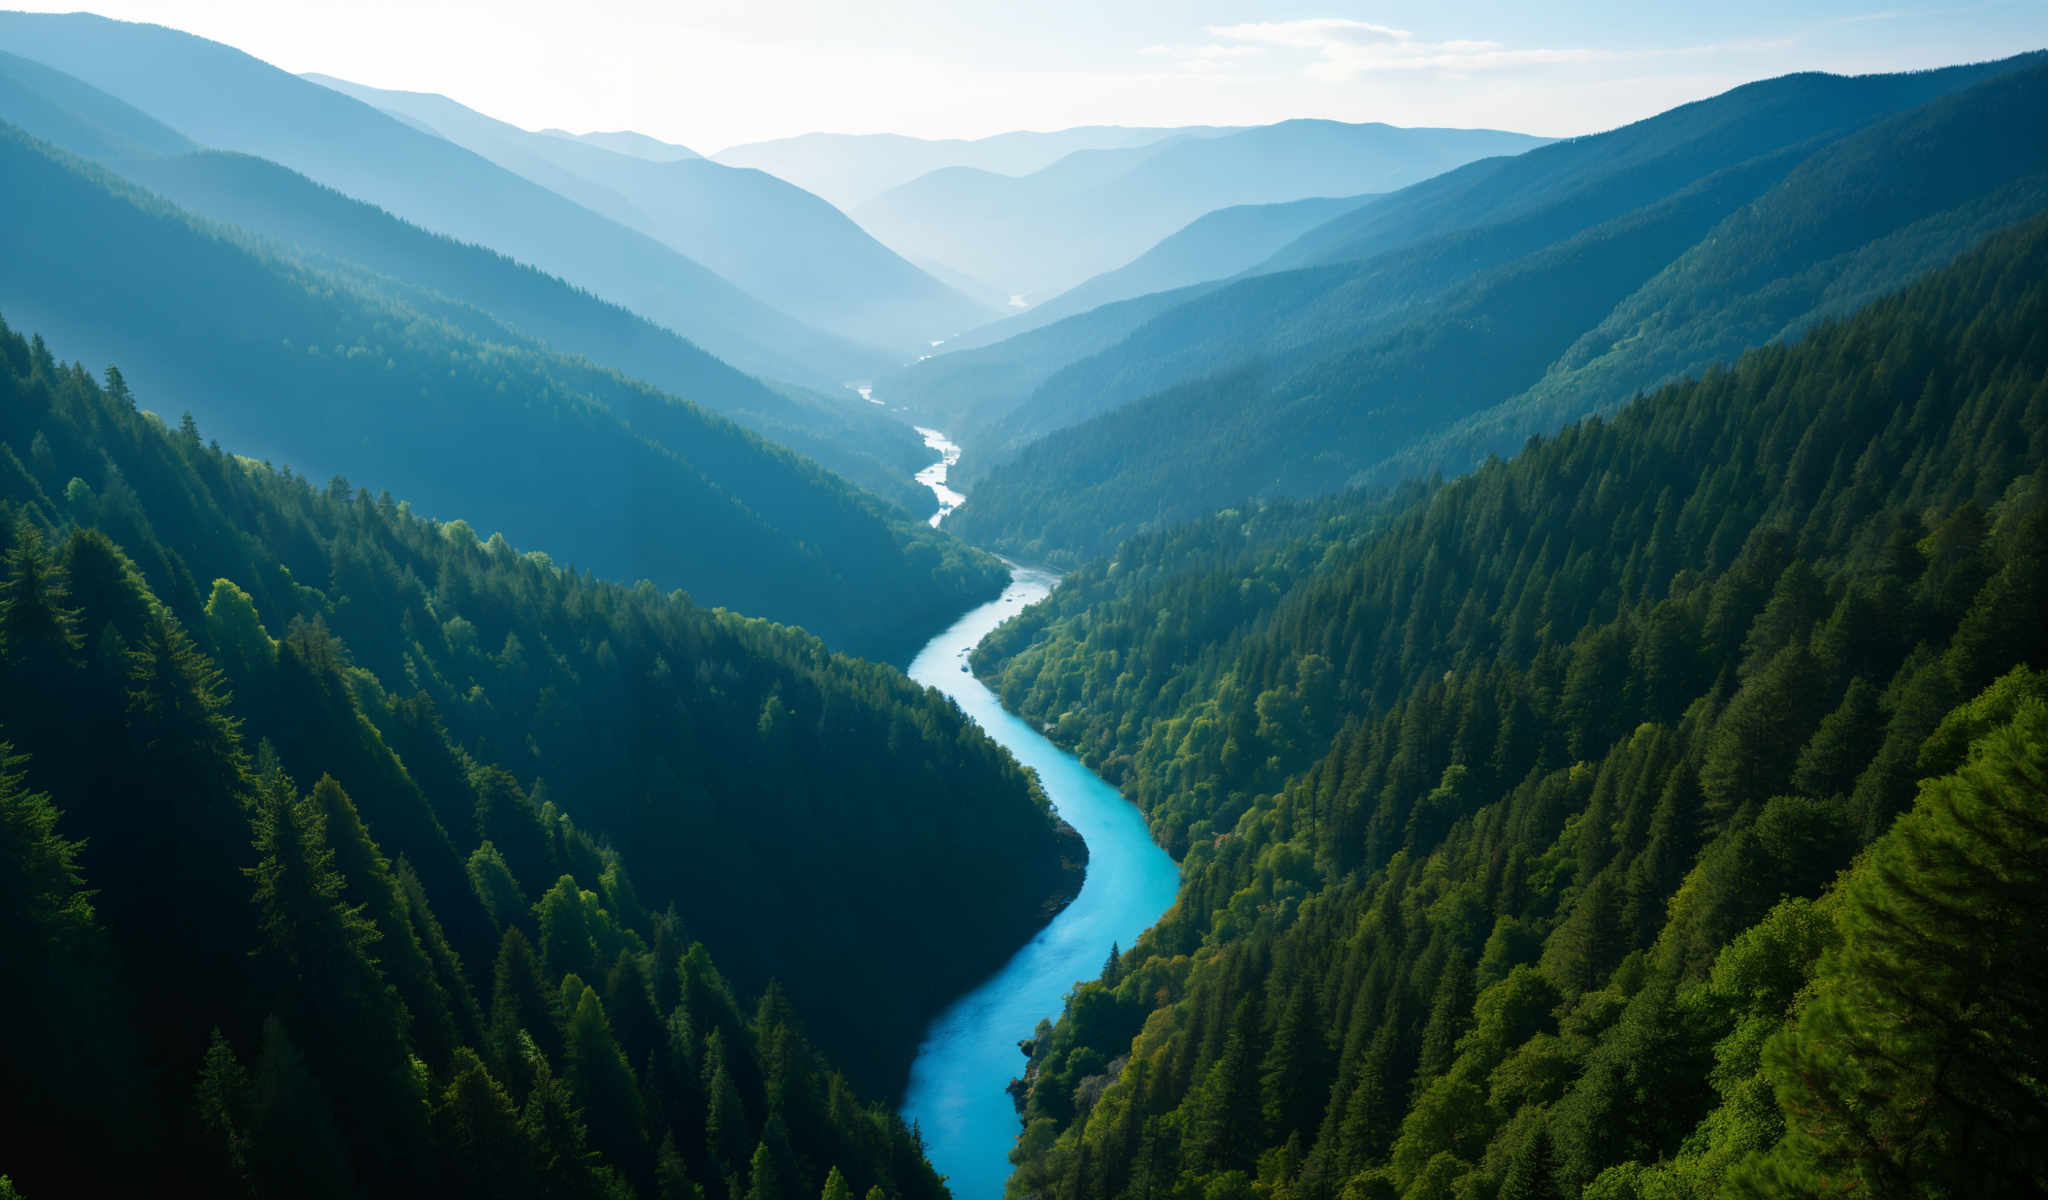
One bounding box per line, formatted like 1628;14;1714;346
543;126;698;160
941;193;1379;351
849;120;1551;305
0;314;1081;1195
874;283;1223;441
127;151;938;514
0;119;1005;663
306;75;993;352
978;210;2048;1200
0;48;932;514
0;41;193;160
942;54;2048;563
712;124;1235;211
0;11;889;389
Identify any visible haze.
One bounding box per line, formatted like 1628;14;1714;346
6;0;2042;149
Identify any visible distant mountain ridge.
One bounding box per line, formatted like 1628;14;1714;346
0;48;935;513
543;125;697;160
0;116;1005;661
939;53;2048;563
712;124;1238;210
0;12;889;389
850;118;1552;306
305;73;993;352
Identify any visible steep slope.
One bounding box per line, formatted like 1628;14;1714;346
0;45;193;159
979;211;2048;1200
712;124;1233;211
122;150;934;514
944;194;1379;351
0;121;1004;662
1386;64;2048;479
0;316;1081;1124
0;11;888;388
0;49;934;513
852;120;1549;305
307;75;993;352
945;55;2048;562
0;315;1084;1195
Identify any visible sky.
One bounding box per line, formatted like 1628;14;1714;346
9;1;2044;151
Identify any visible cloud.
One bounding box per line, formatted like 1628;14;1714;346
1206;18;1412;51
1156;17;1628;81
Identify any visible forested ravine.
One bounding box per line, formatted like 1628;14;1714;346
899;444;1182;1200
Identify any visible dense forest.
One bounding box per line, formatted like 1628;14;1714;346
0;118;1005;664
941;55;2048;564
972;214;2048;1198
0;311;1086;1189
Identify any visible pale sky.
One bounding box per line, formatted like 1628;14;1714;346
11;1;2045;151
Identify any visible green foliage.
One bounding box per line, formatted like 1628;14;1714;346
983;213;2048;1199
0;312;1082;1093
0;318;1012;1198
1733;702;2048;1197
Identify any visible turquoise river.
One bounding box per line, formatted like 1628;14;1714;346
896;434;1181;1200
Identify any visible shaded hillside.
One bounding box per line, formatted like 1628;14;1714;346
0;317;1082;1197
308;76;993;352
0;12;888;389
0;50;936;512
0;122;1005;663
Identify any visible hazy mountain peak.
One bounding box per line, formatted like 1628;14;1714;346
297;68;991;350
533;125;696;160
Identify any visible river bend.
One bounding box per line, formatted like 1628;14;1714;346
898;439;1180;1200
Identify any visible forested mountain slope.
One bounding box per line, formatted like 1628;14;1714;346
974;213;2048;1199
0;12;889;389
0;319;1083;1170
0;48;934;513
306;75;992;352
946;55;2048;562
0;122;1003;662
892;53;2002;462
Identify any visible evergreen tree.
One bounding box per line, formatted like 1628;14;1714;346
1737;702;2048;1196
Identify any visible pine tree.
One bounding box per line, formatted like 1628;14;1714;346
746;1139;785;1200
243;1016;353;1200
564;984;648;1182
430;1048;536;1200
1737;701;2048;1196
193;1029;252;1192
820;1165;853;1200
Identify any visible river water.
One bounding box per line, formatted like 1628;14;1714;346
914;427;965;527
898;440;1181;1200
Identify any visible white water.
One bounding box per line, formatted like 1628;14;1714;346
914;427;966;527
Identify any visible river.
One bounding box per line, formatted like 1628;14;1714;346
913;426;965;527
898;437;1181;1200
